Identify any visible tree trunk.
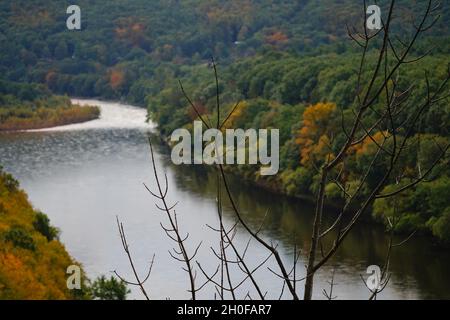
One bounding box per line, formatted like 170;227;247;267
304;169;328;300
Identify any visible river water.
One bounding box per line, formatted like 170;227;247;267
0;99;449;300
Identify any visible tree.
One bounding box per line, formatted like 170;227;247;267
90;276;130;300
303;0;449;300
296;102;337;167
54;41;69;60
33;212;59;241
116;0;449;301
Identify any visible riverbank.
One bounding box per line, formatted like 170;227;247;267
156;129;449;247
0;88;100;131
0;104;100;131
2;98;449;299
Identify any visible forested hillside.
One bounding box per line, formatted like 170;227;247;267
148;50;450;243
0;0;449;102
0;0;449;243
0;167;87;299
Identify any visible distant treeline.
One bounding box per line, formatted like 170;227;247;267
0;0;449;103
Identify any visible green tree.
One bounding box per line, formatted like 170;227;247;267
90;276;130;300
33;212;59;241
54;41;69;60
3;227;36;251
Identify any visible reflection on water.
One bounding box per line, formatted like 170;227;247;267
0;99;449;300
170;162;450;300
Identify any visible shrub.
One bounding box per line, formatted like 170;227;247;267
3;227;36;251
325;182;343;202
428;208;450;244
33;212;59;241
90;276;130;300
394;213;426;234
1;171;19;192
280;167;313;196
374;177;450;239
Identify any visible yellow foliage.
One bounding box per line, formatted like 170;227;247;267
222;101;249;129
0;170;82;300
350;131;387;157
265;31;289;46
296;102;337;167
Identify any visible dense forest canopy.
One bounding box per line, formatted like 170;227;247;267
0;0;449;101
0;0;449;243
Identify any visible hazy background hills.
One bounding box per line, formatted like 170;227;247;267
0;0;449;101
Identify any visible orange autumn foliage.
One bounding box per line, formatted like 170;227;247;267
296;102;337;167
187;102;208;121
265;31;289;46
0;169;84;299
350;131;387;157
115;17;146;47
109;70;125;90
45;71;57;85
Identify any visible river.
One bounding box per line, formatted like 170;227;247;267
0;99;449;300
